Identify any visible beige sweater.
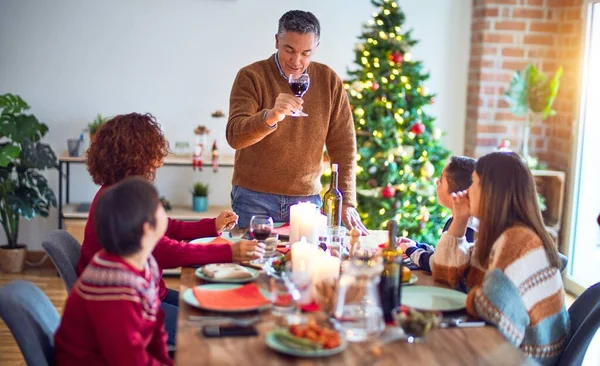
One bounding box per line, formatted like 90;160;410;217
226;54;357;205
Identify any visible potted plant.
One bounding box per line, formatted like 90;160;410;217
0;94;58;273
86;113;108;144
191;182;209;212
505;64;563;167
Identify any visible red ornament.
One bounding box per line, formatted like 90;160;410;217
406;95;412;103
498;140;511;149
371;82;380;91
597;213;600;227
389;51;403;64
381;185;396;198
430;97;436;105
410;122;426;136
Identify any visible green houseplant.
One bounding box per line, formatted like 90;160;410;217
505;64;563;166
0;94;58;273
86;113;108;143
191;182;208;212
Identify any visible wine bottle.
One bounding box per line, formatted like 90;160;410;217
378;220;403;323
323;163;343;227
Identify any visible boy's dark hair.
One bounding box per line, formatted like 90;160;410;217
94;177;160;256
445;156;477;193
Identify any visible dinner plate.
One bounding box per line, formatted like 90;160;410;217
401;286;467;311
189;236;241;244
265;329;348;358
194;265;259;284
182;284;271;313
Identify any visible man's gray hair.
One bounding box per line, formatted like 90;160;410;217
278;10;320;39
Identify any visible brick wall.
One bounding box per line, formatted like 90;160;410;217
465;0;585;172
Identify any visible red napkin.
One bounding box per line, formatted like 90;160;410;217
272;223;290;236
276;247;290;254
273;293;293;307
300;301;320;312
192;283;269;311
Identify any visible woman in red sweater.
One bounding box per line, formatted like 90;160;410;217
56;177;173;365
76;113;264;346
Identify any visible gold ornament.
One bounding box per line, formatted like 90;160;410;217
421;161;435;178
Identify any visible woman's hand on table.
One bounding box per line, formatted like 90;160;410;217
231;240;265;262
215;210;238;232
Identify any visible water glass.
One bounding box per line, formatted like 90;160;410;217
264;233;279;258
328;226;347;258
269;276;295;317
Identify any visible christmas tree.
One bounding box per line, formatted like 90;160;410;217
328;0;451;243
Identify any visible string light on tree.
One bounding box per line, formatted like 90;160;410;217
324;0;450;242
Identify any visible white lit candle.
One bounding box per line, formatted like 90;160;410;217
315;213;327;237
290;202;317;243
291;237;319;304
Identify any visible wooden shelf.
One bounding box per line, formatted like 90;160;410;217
62;203;231;221
59;153;235;167
532;170;566;245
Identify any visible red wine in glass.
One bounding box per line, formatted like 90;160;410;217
288;73;310;117
290;81;309;97
252;226;272;241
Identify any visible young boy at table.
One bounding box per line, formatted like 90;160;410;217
398;156;477;272
431;151;568;365
55;177;173;366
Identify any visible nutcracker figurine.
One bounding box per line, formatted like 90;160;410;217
192;125;210;171
212;140;219;173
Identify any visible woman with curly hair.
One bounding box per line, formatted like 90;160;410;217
76;112;264;346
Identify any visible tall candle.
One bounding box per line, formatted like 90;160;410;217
315;213;327;237
290;202;317;244
291;237;319;304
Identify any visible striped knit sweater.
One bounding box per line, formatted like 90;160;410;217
55;251;172;366
432;225;570;365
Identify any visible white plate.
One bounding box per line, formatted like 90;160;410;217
402;286;467;311
182;284;271;313
189;236;241;244
195;265;259;284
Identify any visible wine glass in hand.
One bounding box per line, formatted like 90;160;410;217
288;73;310;117
249;215;274;264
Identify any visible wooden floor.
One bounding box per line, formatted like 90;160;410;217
0;265;576;366
0;264;179;366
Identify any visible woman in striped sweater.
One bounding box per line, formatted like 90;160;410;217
432;151;569;365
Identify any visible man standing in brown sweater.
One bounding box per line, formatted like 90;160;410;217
227;10;367;234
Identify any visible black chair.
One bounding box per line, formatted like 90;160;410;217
557;282;600;365
41;230;81;292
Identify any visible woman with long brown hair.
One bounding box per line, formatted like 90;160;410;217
432;152;569;365
77;113;264;346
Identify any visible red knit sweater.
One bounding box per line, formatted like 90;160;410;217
55;252;172;366
76;186;233;299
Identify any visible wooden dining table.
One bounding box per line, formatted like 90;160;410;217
175;232;533;366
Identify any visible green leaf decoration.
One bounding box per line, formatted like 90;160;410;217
505;64;563;120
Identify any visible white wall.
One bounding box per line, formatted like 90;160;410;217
0;0;471;250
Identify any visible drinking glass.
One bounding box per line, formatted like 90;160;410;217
288;73;310;117
250;215;273;265
281;262;311;325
